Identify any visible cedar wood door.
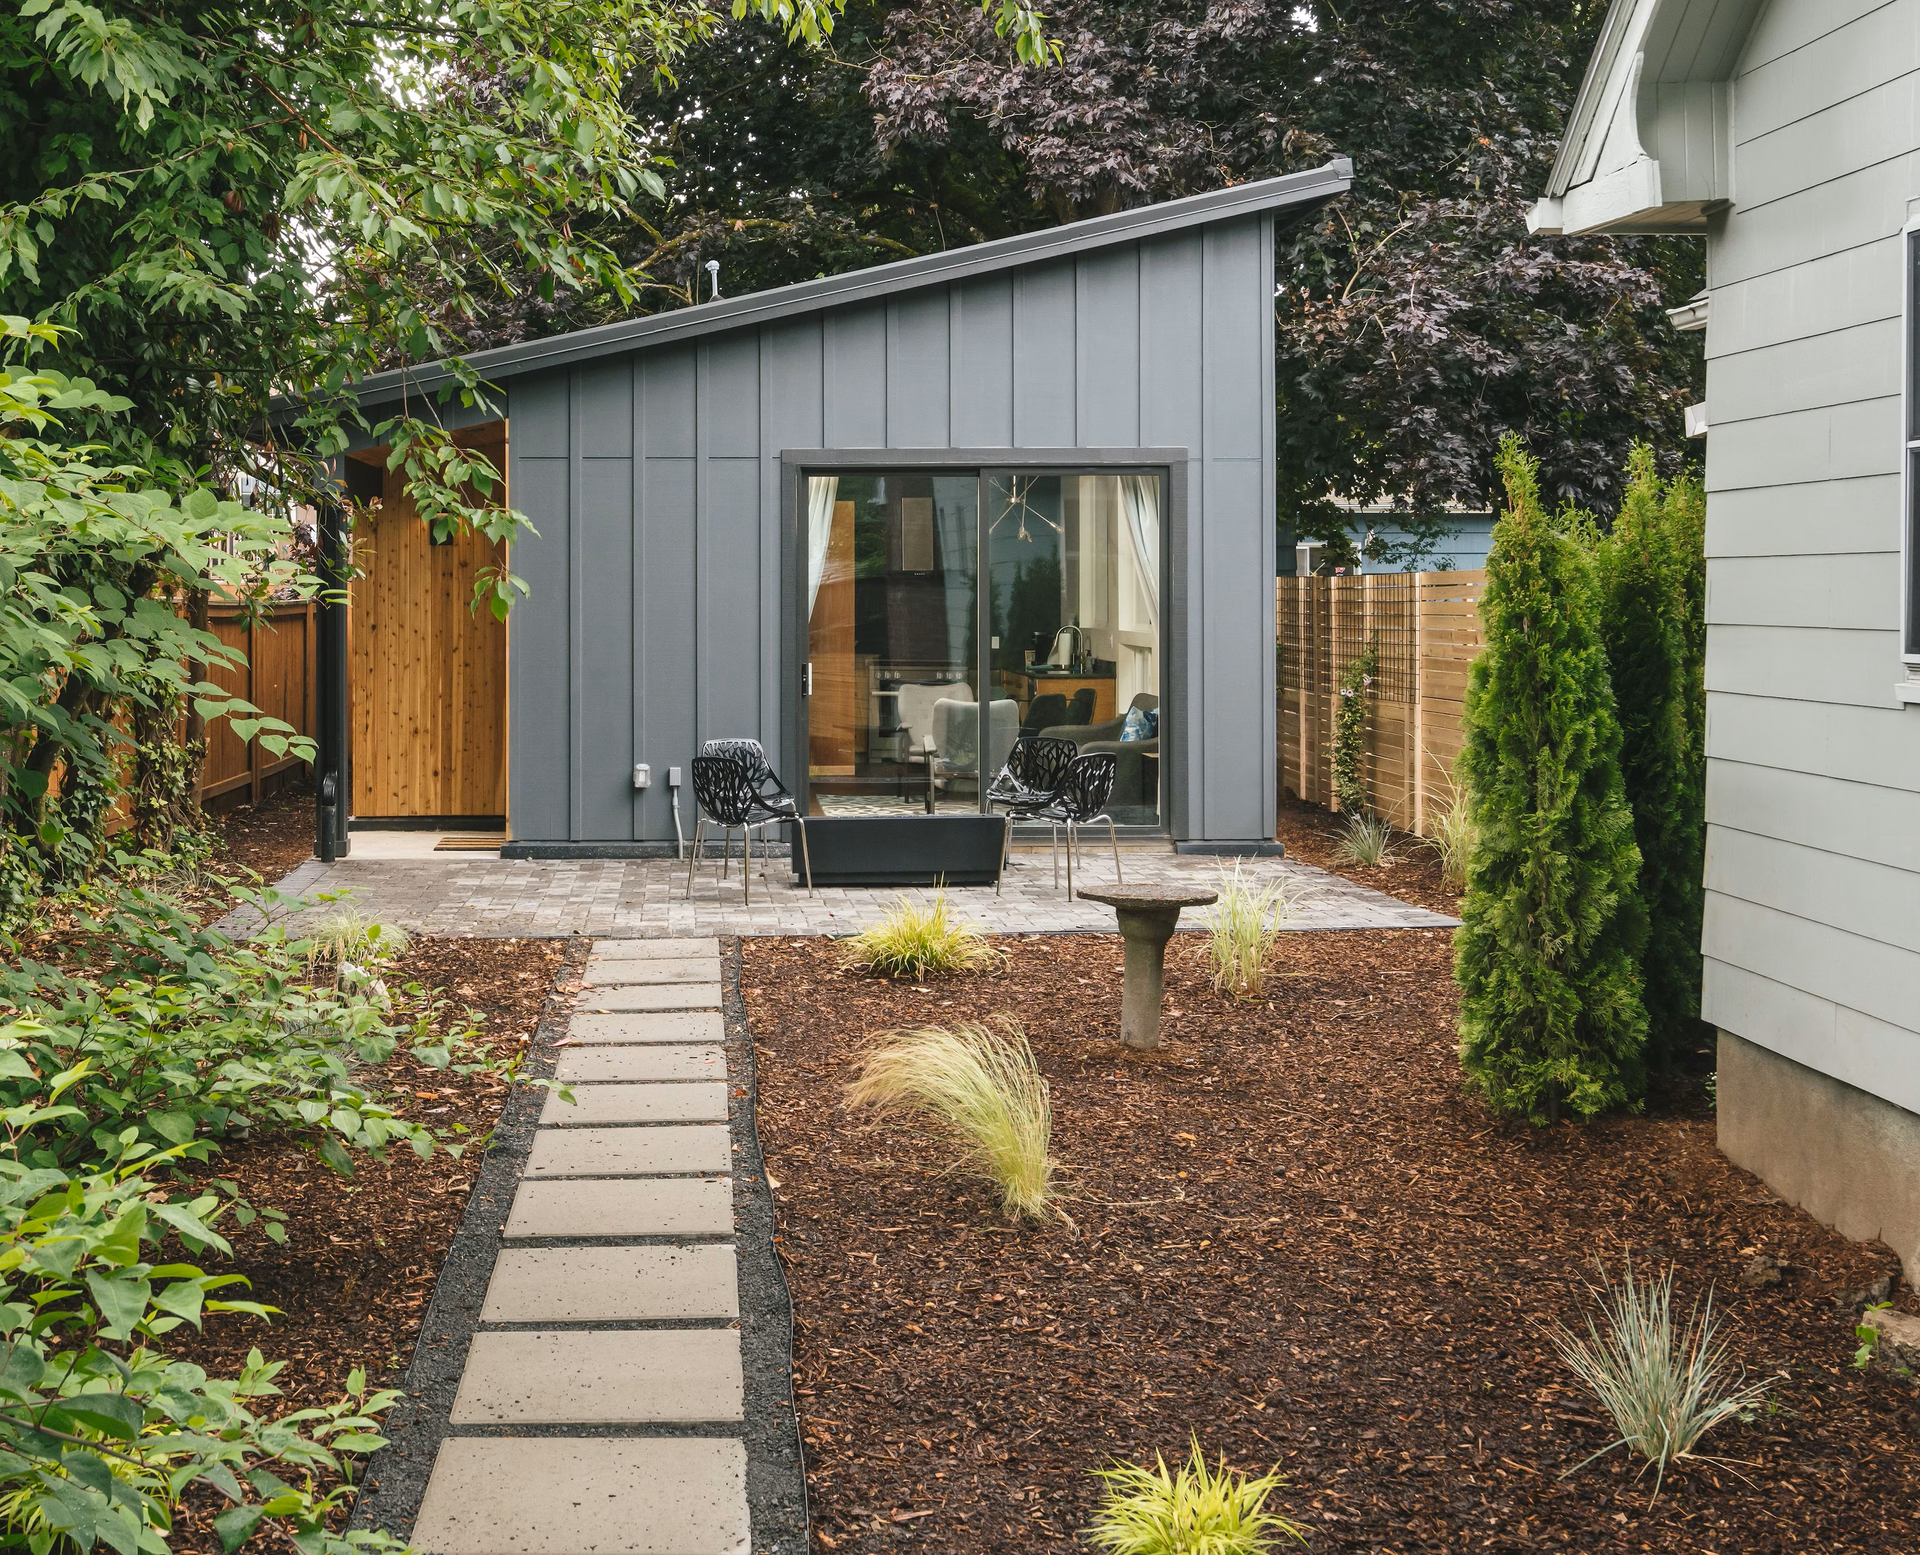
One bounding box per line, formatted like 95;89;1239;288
348;426;509;819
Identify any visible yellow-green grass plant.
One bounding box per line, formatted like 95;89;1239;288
1420;752;1475;891
1201;862;1289;999
302;909;412;967
1549;1261;1773;1497
1087;1438;1305;1555
840;887;1001;978
1332;811;1395;867
843;1020;1060;1223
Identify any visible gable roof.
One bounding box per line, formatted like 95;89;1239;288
348;158;1351;407
1528;0;1764;236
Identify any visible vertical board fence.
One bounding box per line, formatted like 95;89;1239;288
199;599;316;807
1277;571;1486;835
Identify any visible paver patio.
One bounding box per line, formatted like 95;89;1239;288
253;847;1457;938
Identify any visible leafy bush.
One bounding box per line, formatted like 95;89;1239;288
1550;1261;1772;1495
1201;864;1288;999
0;883;478;1175
1454;438;1648;1124
1087;1439;1304;1554
844;1021;1059;1223
1332;813;1394;867
0;1144;405;1555
841;891;1001;979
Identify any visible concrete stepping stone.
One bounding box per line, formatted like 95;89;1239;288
504;1177;734;1240
590;937;722;961
525;1125;731;1178
449;1329;744;1424
541;1081;729;1126
575;984;721;1013
480;1245;739;1322
584;958;720;986
412;1436;747;1555
555;1045;725;1083
568;1011;726;1044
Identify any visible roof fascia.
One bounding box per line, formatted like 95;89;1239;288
346;158;1351;409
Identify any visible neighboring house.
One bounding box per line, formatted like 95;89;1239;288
1533;0;1920;1284
1281;509;1497;575
312;162;1351;857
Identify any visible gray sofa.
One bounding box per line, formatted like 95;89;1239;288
1039;692;1159;809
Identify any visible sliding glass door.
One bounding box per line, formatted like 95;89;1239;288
804;466;1163;826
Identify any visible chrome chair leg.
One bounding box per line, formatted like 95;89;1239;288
685;817;703;899
1065;819;1076;900
996;814;1011;896
1104;814;1122;883
795;818;814;896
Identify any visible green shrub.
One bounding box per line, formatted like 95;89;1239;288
1201;863;1289;999
0;882;482;1174
1330;642;1378;816
1589;447;1703;1066
1087;1438;1304;1554
1454;437;1648;1124
1550;1261;1772;1495
0;1144;405;1555
841;890;1001;979
844;1021;1059;1223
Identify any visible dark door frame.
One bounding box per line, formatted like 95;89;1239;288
779;447;1190;836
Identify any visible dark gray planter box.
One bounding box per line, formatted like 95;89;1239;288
794;815;1007;887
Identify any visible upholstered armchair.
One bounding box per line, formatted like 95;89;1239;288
1039;692;1159;809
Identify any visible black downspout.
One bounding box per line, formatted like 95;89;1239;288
314;496;352;861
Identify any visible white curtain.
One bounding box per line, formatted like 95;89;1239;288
807;475;840;619
1120;474;1160;624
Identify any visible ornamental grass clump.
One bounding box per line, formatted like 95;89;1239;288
1421;755;1474;891
1550;1261;1772;1497
1333;811;1395;867
1087;1439;1305;1555
1202;863;1288;999
841;889;1000;978
843;1021;1059;1223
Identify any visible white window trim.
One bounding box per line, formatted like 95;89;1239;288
1902;216;1920;691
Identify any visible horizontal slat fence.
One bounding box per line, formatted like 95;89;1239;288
1277;571;1486;835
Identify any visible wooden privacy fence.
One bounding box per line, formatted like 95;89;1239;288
199;599;316;806
1277;571;1487;835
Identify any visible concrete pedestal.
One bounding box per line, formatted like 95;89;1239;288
1078;885;1218;1050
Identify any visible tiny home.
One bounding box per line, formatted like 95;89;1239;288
1535;0;1920;1284
315;160;1352;856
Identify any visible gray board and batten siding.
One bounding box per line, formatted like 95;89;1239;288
345;159;1353;852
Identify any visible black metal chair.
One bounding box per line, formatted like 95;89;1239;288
700;738;813;894
987;735;1076;892
686;755;782;904
1020;691;1069;735
1029;752;1121;899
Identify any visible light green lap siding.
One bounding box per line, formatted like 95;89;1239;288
1703;474;1898;557
1706;624;1902;704
1705;320;1897;420
1708;692;1920;788
1704;958;1920;1115
1708;552;1900;628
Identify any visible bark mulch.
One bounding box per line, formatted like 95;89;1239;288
210;779;317;888
1276;797;1460;915
743;931;1918;1554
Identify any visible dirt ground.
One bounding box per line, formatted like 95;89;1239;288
744;932;1917;1554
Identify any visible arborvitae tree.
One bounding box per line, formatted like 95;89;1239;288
1455;437;1649;1123
1592;447;1703;1066
1664;468;1709;896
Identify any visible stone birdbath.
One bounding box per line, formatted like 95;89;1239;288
1077;884;1218;1050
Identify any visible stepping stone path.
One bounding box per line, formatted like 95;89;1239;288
411;938;756;1555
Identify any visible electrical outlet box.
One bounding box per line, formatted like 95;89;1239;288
668;765;683;787
632;763;651;790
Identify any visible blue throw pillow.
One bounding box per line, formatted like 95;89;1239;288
1121;706;1155;742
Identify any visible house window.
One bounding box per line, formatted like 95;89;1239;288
1908;226;1920;661
804;468;1165;826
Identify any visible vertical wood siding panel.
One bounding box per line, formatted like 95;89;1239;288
950;277;1014;447
577;456;636;838
506;387;570;839
704;458;763;738
705;332;761;457
1198;458;1267;838
643;347;697;456
887;291;951;447
1012;262;1076;447
639;454;696;825
1203;220;1266;459
577;359;634;456
824;305;887;447
1075;246;1142;447
765;320;825;779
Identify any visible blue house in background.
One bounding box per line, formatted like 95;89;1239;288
1279;506;1496;575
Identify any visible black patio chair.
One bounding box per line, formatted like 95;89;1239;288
1028;752;1121;900
700;738;813;894
686;754;784;904
987;735;1076;893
